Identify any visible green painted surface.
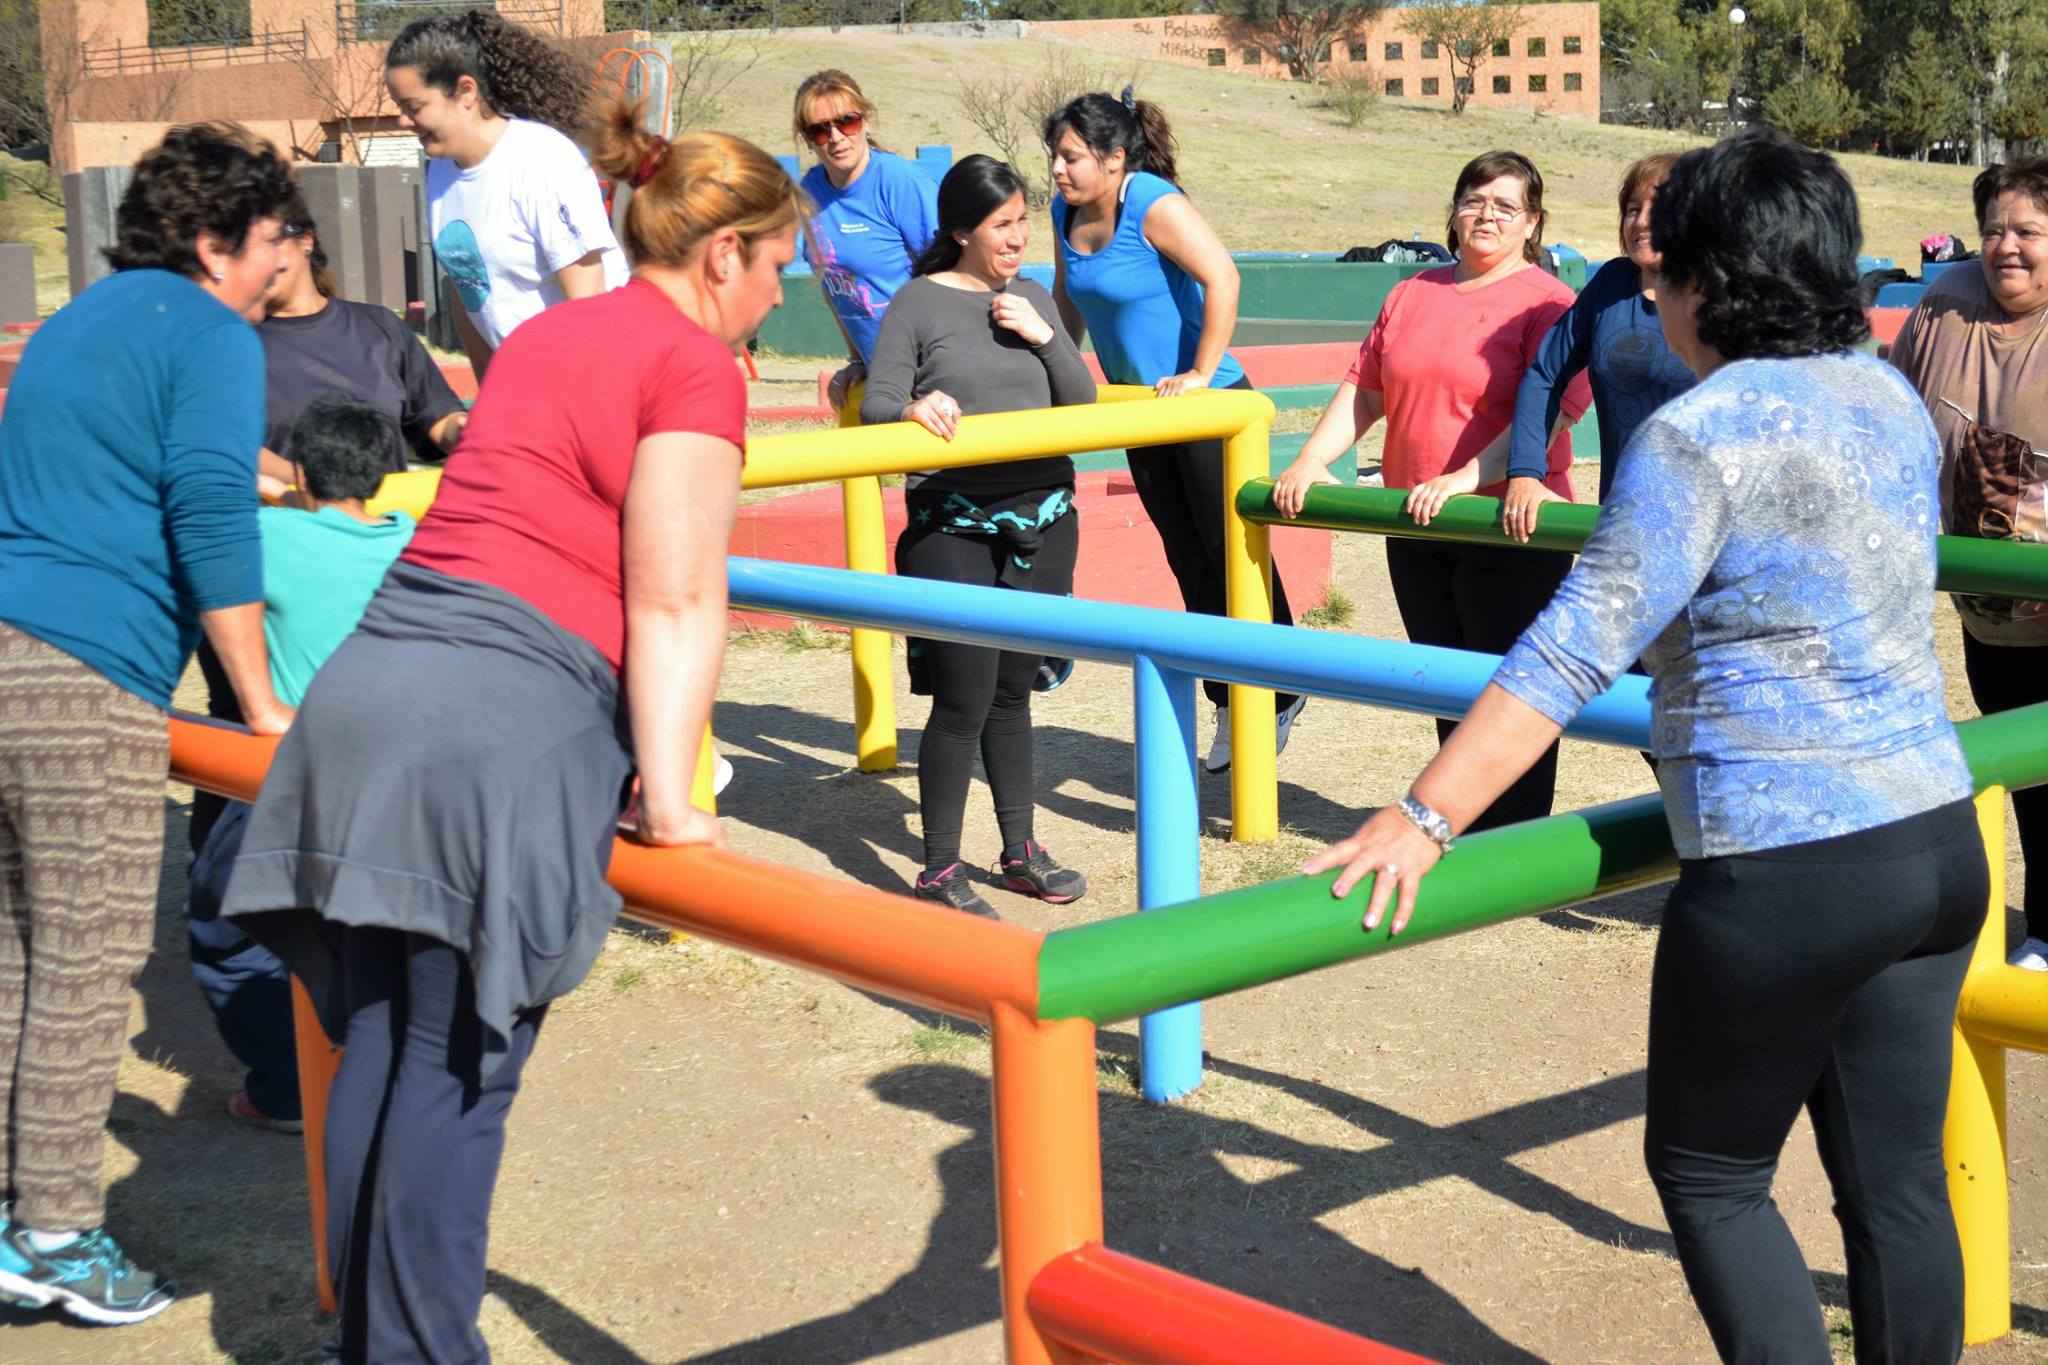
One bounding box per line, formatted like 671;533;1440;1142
1035;700;2048;1026
1237;482;2048;600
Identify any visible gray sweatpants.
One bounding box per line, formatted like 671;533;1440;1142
0;623;166;1231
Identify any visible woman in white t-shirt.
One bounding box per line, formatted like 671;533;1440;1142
385;11;627;379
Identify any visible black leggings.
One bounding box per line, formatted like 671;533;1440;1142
896;504;1078;870
1124;376;1297;711
1384;536;1573;832
1645;800;1988;1364
1960;629;2046;939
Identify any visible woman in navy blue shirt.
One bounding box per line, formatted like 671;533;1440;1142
1045;88;1299;773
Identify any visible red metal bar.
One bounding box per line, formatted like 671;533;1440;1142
1027;1243;1437;1365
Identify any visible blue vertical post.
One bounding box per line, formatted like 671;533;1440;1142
1132;653;1203;1101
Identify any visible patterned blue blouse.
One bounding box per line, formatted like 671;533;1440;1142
1493;350;1973;858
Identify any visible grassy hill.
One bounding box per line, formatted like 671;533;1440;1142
700;30;1976;272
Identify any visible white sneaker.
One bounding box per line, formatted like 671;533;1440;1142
712;753;735;797
1204;706;1231;773
1203;696;1307;774
2010;937;2048;972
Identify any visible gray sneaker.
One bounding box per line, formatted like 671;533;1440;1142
913;863;997;918
0;1224;176;1324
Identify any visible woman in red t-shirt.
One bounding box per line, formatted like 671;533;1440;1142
220;101;798;1362
1273;149;1590;832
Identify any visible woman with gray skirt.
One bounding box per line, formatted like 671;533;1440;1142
862;154;1097;917
221;106;799;1361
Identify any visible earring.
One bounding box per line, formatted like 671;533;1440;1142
210;269;224;283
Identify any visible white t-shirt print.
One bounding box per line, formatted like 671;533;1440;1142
426;118;629;349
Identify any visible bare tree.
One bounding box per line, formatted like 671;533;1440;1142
667;30;766;132
1406;1;1525;114
1217;0;1383;84
290;41;386;164
954;46;1125;204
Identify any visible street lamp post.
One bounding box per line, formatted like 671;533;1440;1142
1729;7;1747;126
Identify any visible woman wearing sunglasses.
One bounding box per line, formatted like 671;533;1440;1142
1274;150;1590;833
793;69;939;411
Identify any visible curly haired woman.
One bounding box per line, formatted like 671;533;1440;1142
386;9;627;378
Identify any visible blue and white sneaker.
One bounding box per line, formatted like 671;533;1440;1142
0;1223;176;1324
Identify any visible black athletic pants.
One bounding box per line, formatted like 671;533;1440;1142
896;504;1078;871
1124;377;1298;712
1959;629;2046;940
1384;536;1573;832
1645;799;1987;1364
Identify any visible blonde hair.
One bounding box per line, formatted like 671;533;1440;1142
589;98;802;269
791;69;884;151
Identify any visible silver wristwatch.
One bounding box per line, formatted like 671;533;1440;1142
1396;793;1455;850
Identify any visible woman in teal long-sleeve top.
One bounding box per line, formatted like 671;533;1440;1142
0;121;295;1327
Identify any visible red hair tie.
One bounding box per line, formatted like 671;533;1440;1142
630;136;668;189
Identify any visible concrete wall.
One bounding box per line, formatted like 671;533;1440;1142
1027;5;1602;121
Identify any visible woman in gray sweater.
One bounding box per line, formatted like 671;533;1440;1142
861;154;1097;917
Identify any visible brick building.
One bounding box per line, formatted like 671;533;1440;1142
1028;4;1602;121
40;0;646;172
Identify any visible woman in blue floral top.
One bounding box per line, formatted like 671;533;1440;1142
1309;127;1988;1362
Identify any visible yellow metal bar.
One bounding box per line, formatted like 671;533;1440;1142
741;389;1278;490
1949;787;2012;1345
834;384;899;772
1221;417;1278;842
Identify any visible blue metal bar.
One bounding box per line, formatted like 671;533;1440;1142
727;558;1654;747
1132;655;1203;1101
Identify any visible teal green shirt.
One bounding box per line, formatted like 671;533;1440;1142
259;506;415;706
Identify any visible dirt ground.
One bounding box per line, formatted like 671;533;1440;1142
4;466;2044;1365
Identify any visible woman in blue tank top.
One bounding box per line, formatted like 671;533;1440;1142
1045;89;1301;773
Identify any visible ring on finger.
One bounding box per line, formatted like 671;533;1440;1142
1380;862;1400;879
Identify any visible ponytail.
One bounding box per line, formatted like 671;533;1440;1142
1043;87;1180;190
385;10;589;136
587;96;802;269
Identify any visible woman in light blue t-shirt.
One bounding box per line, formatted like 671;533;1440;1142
794;69;940;410
1045;89;1299;773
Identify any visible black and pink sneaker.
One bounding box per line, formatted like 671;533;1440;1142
997;842;1088;905
913;863;997;917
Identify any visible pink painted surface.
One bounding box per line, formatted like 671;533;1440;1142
727;468;1331;631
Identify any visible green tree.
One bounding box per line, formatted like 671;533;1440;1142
1405;0;1525;113
1760;70;1863;146
1871;27;1966;158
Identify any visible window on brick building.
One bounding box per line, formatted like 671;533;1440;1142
1349;41;1368;60
1527;37;1545;57
1385;78;1404;96
1385;41;1403;61
1563;35;1581;54
150;0;251;46
1244;46;1261;64
1563;71;1582;91
1455;75;1473;95
1207;48;1225;66
1492;38;1509;56
1421;40;1439;59
1492;74;1510;93
1422;76;1441;95
1316;40;1332;61
1528;73;1547;92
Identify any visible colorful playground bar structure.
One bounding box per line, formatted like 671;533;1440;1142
261;388;2048;1359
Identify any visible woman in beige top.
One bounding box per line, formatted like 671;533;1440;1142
1889;156;2048;970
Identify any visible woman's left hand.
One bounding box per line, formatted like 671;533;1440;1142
990;292;1054;347
1302;805;1444;935
1154;369;1212;399
1501;475;1563;543
826;361;866;412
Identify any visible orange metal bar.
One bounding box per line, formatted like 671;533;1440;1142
1027;1243;1437;1365
290;978;342;1313
167;715;1040;1025
991;1004;1103;1365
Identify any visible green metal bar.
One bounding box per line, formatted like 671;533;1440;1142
1237;480;2048;602
1036;701;2048;1026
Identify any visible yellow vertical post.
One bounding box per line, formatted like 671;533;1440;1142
668;725;720;944
1221;418;1278;841
990;1003;1102;1365
836;389;898;771
1948;786;2011;1345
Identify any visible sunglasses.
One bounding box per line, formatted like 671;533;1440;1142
803;111;866;146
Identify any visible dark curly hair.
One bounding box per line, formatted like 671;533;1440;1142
1971;155;2048;231
385;9;589;135
1652;126;1870;360
278;187;339;299
286;393;404;502
104;121;295;279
